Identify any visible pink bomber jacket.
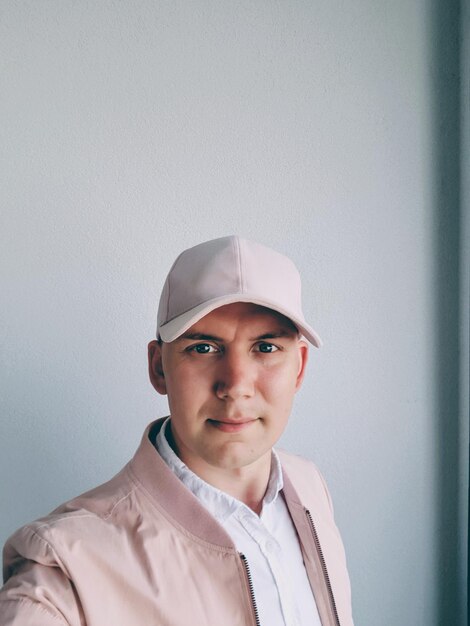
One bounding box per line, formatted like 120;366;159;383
0;419;354;626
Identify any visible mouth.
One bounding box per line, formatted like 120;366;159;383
207;418;258;433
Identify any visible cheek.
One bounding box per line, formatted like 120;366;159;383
166;364;213;407
262;361;298;392
258;374;297;419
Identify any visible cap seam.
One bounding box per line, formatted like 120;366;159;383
234;236;244;293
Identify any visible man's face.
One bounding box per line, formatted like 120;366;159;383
148;302;308;476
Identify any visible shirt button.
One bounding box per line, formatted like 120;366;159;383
265;540;275;552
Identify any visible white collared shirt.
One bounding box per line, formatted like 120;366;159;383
155;417;321;626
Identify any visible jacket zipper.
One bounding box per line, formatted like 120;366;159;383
239;553;261;626
305;509;341;626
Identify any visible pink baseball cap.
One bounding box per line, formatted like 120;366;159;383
157;235;322;347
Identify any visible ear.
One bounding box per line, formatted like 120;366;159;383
294;340;309;392
148;340;167;395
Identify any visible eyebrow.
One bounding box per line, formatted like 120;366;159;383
252;331;294;340
177;330;295;343
178;333;224;342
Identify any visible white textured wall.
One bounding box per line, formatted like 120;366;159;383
0;2;461;624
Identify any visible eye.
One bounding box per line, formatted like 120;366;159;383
187;343;219;354
256;342;279;353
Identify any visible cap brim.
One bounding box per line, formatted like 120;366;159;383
158;294;322;347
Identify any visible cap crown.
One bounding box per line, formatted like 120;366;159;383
156;235;321;347
158;236;302;326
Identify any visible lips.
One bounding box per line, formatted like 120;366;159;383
207;417;258;433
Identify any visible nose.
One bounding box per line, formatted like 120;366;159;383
214;350;255;400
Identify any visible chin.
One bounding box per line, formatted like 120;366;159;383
208;445;271;471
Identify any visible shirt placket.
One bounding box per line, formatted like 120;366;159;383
238;510;301;626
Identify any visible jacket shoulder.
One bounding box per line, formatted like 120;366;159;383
276;448;334;514
3;463;136;577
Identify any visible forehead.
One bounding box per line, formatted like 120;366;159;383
184;302;298;336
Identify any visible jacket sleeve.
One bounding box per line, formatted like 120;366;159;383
0;526;84;626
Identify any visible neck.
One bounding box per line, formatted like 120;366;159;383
166;425;271;515
194;459;271;515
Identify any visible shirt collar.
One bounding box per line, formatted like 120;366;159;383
155;416;284;523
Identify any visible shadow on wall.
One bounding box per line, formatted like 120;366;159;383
432;0;465;624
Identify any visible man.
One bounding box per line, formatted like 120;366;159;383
0;236;353;625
